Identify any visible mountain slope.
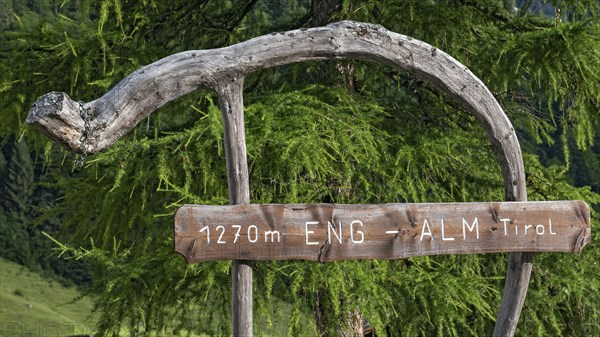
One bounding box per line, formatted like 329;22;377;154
0;258;96;336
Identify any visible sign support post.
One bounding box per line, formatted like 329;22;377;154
217;77;253;336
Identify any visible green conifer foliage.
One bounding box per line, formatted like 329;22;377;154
1;0;599;336
0;139;34;266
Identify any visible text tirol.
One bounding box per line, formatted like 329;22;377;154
174;201;591;263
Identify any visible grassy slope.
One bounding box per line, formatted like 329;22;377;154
0;258;97;336
0;257;316;336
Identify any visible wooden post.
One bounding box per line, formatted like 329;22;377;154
494;252;533;336
216;77;253;337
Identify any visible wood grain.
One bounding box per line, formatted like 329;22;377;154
217;77;253;337
174;201;590;263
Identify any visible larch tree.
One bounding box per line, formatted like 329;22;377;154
1;0;599;336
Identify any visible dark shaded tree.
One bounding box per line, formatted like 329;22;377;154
0;139;34;266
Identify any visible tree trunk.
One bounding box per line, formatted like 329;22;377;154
311;0;343;26
315;289;363;337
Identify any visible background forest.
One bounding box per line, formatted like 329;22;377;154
1;0;599;336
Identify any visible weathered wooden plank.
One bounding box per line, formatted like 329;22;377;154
174;201;590;263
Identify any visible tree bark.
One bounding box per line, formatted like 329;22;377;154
315;290;364;337
311;0;343;27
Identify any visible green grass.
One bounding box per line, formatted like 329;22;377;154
0;258;97;336
0;257;315;336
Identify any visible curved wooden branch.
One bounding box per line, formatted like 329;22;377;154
27;20;531;336
28;22;523;194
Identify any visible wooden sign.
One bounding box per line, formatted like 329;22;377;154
174;201;591;263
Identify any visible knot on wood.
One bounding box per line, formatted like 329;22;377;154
327;20;385;34
27;91;87;154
